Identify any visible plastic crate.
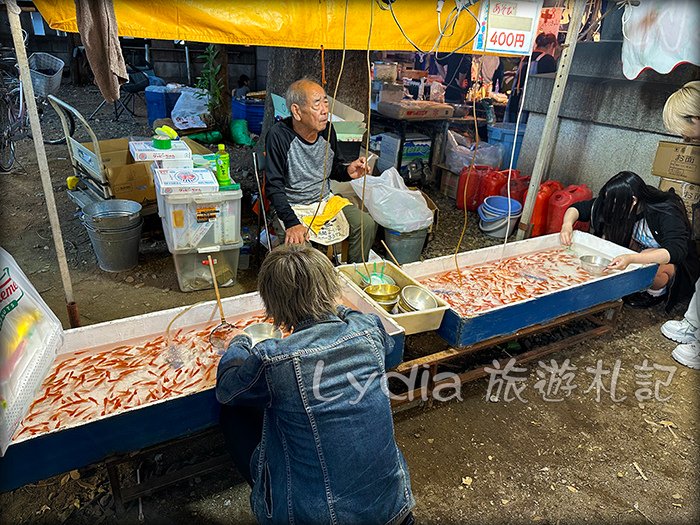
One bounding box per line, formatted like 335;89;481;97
28;53;64;97
145;86;168;127
487;123;526;169
0;248;62;455
159;188;242;251
170;242;243;292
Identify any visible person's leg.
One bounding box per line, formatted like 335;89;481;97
685;278;700;328
342;204;377;263
219;404;264;487
651;263;675;290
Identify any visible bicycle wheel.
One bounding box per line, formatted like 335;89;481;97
38;99;74;145
0;96;16;172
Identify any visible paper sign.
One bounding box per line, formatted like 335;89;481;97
472;0;544;56
537;7;563;38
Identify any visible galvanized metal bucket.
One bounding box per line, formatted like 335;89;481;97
82;199;142;231
83;218;143;272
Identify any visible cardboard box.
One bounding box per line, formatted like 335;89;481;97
379;132;432;169
658;177;700;221
377;100;454;120
80;138;210;206
440;169;459;200
652;141;700;184
129;140;193;162
153;168;219;195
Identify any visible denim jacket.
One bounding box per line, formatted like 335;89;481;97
216;306;414;525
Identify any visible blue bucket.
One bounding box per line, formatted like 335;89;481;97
482;196;522;215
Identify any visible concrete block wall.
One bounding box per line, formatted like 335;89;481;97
518;41;700;194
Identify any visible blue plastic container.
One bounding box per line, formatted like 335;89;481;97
165;91;182;115
481;195;522;215
231;98;265;135
145;86;167;127
487;123;526;169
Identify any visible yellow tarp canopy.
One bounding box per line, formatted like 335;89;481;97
34;0;481;52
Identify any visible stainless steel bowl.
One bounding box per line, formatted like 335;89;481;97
400;285;438;311
579;255;611;275
243;322;283;345
375;297;399;312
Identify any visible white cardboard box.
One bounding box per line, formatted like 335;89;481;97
129;140;193;162
153;167;219;195
154;158;195;169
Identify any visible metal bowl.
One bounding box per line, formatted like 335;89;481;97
366;273;396;286
364;284;400;302
243;322;283;345
400;285;438;311
375;297;399;312
579;255;611;276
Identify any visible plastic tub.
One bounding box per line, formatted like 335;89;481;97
145;86;168;127
479;213;521;238
171;242;242;292
487;123;526;169
481;196;523;215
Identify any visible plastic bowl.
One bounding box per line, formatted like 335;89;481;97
243;322;283;345
400;285;438;311
364;284;400;302
579;255;611;275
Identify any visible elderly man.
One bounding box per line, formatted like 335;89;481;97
265;78;377;263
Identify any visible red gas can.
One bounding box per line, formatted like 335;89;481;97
529;180;563;237
546;184;593;234
500;174;530;204
477;170;508;207
457;165;492;211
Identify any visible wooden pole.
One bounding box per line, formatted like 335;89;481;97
516;0;589;240
7;0;79;327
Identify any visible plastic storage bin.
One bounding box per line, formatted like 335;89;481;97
487;123;526;169
160;189;242;251
231;98;265;135
145;86;168;127
170;242;243;292
0;248;62;455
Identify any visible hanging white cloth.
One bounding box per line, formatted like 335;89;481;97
621;0;700;79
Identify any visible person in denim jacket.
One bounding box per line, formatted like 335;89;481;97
216;244;415;525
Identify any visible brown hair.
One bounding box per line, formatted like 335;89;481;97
535;32;558;49
258;244;340;330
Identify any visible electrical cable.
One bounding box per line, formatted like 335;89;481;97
303;0;349;241
359;0;375;275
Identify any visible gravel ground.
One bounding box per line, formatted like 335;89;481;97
0;84;697;525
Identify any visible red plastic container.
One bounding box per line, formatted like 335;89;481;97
546;184;593;234
457;165;492;211
500;174;531;204
477;170;508;207
529;180;563;237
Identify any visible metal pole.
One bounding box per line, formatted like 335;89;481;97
6;0;79;327
516;0;588;240
184;43;191;85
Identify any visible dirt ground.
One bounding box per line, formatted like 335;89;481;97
0;85;698;525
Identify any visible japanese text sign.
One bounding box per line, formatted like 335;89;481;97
472;0;544;56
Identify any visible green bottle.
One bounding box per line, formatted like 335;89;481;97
215;143;231;186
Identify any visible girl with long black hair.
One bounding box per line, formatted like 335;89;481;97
559;171;699;310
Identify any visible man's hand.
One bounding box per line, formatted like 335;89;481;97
347;157;368;179
285;224;309;244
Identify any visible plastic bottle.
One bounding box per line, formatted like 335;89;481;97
528;180;563;237
546;184;593;234
215;144;231;187
477;170;508;207
457;165;492;211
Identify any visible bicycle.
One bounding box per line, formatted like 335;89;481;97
0;34;75;172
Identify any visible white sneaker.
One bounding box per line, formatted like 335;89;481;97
671;341;700;369
661;319;698;344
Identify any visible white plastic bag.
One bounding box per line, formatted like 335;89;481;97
444;130;503;173
171;87;210;129
350;168;433;233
